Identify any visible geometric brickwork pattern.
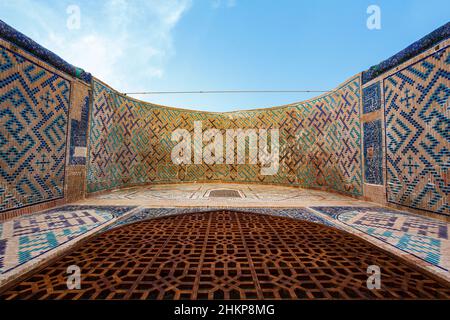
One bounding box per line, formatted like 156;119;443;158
88;77;363;196
311;207;450;271
0;205;135;275
363;120;383;185
2;211;450;300
362;81;382;114
0;44;70;213
384;46;450;215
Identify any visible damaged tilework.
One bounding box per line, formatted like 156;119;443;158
362;82;382;114
69;94;90;165
363;120;383;185
311;206;450;271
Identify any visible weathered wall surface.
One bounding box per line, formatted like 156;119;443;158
87;77;363;196
0;37;90;219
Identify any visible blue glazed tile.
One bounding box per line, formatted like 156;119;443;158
362;22;450;83
362;82;381;114
0;19;91;83
363;119;383;185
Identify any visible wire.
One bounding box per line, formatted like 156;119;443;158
123;90;334;95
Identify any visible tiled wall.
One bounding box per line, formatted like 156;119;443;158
87;77;363;196
361;40;449;217
1;19;448;220
0;38;90;219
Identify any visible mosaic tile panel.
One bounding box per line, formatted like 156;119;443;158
363;119;383;185
0;44;70;213
362;81;382;114
69;86;90;165
311;206;450;271
88;77;363;196
0;205;135;274
384;46;450;215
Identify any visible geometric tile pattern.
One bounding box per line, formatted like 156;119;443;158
69;91;90;165
363;119;383;185
2;211;449;300
362;81;381;114
94;183;351;202
0;205;135;274
107;207;335;231
0;44;70;213
384;46;450;215
311;206;450;271
88;76;362;196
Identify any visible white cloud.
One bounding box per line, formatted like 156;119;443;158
1;0;192;93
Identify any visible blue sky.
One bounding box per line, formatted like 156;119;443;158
0;0;449;111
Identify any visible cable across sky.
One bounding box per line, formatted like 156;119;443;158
123;90;335;95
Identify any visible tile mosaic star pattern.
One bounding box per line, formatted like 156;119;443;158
311;206;450;271
0;44;70;213
384;46;450;215
0;205;135;275
88;77;363;196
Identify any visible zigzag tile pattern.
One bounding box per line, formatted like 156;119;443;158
384;46;450;215
0;44;70;213
88;77;362;196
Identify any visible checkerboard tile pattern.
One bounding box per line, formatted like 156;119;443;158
0;205;135;275
311;206;450;271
